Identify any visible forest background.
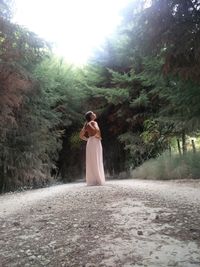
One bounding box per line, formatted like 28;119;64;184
1;0;200;192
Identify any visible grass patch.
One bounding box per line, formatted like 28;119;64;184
131;151;200;180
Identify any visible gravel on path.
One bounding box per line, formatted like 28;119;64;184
0;179;200;267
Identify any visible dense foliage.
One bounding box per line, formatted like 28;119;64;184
0;0;50;191
0;0;87;191
85;0;200;171
1;0;200;191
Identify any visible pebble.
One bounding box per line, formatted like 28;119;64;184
26;249;32;256
137;230;143;235
29;255;36;260
13;221;20;226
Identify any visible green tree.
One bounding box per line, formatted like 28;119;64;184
0;0;50;191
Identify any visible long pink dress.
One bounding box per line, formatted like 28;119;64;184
86;136;105;186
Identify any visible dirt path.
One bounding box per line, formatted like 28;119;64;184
0;179;200;267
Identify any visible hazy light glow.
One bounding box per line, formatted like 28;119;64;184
13;0;131;65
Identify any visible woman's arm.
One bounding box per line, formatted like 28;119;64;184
88;121;99;131
79;126;88;141
89;121;101;139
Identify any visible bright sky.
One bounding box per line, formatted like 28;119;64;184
13;0;131;65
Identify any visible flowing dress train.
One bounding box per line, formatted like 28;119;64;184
86;136;105;186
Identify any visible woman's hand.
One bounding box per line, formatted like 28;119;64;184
79;128;88;141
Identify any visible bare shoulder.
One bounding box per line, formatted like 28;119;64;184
93;121;100;129
89;121;97;126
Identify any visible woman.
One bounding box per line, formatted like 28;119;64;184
80;111;105;186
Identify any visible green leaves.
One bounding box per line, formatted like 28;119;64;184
1;0;200;189
130;90;150;108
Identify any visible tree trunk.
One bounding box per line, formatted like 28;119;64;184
182;131;187;154
177;139;181;156
168;143;172;157
191;139;196;154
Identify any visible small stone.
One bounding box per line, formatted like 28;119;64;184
192;236;198;240
26;249;32;256
48;222;56;225
13;221;20;227
48;241;56;247
155;215;159;220
190;228;198;232
79;244;85;250
29;255;36;260
137;230;143;235
41;260;51;265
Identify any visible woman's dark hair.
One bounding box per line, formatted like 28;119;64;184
85;111;93;122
